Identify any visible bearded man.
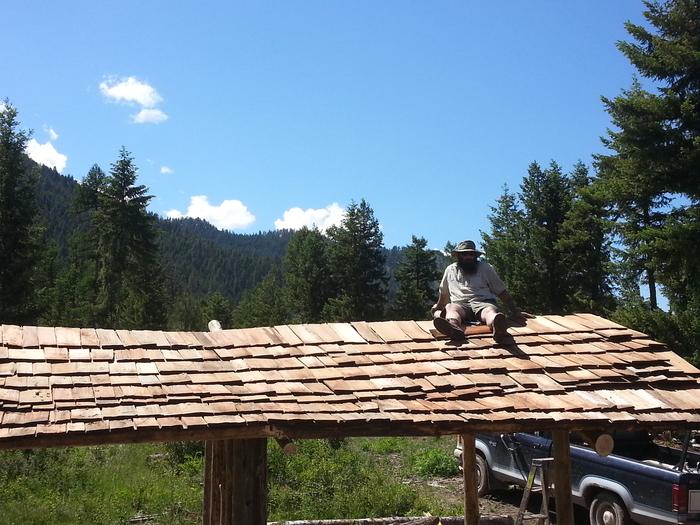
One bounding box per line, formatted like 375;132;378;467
431;240;528;342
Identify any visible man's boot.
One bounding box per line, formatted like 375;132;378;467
491;312;509;343
433;317;465;340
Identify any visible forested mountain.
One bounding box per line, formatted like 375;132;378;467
31;162;433;305
31;162;294;302
34;163;81;256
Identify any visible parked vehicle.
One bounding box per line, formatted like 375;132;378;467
455;431;700;525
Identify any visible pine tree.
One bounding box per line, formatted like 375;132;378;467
48;164;108;326
283;227;332;323
0;101;41;323
595;0;700;356
481;186;530;307
481;162;614;315
324;200;388;322
62;149;167;329
558;162;616;314
393;236;439;320
232;269;290;328
509;161;574;313
201;292;233;328
167;294;204;331
596;80;670;308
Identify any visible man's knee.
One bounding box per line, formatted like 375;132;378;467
479;306;499;325
445;303;465;321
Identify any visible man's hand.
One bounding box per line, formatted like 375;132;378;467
431;303;444;318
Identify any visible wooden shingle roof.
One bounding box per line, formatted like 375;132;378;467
1;313;699;449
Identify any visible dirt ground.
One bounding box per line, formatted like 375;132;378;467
408;475;591;524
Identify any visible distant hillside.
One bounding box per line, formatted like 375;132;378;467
158;222;292;301
32;161;292;302
32;160;448;303
34;163;82;256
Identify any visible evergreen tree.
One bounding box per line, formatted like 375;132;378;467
0;101;42;323
595;0;700;356
48;164;108;326
95;148;166;328
324;200;388;322
44;234;95;326
596;80;670;308
283;227;332;323
519;161;573;313
58;149;167;329
481;186;530;306
201;292;233;328
558;162;616;314
482;162;614;316
232;269;290;328
167;294;204;331
393;236;439;320
616;0;700;198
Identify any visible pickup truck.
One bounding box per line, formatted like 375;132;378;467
455;431;700;525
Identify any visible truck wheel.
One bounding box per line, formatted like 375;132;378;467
590;492;631;525
476;453;489;497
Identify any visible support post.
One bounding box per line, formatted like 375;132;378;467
461;433;480;525
203;438;268;525
552;430;573;525
231;438;268;524
204;439;233;524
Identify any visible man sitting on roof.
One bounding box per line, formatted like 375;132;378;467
431;240;529;342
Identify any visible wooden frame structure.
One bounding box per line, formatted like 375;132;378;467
1;314;699;524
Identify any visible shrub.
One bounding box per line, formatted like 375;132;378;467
410;448;460;477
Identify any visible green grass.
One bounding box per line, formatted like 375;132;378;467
0;445;202;525
0;436;463;524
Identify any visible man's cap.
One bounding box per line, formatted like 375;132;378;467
451;240;483;256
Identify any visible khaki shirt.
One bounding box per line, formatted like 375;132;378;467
438;261;507;306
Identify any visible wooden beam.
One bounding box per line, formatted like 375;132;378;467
461;433;480;525
0;419;668;452
552;430;573;525
231;438;267;525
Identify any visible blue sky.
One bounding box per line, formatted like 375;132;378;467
2;1;649;249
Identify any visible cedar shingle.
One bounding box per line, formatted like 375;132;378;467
96;329;121;348
22;326;39;348
55;327;81;347
350;322;384;343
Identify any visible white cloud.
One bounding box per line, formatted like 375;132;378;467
99;77;163;107
25;139;68;173
0;101;7;113
131;108;168;124
274;203;345;232
165;195;255;230
160;166;174;174
43;125;59;141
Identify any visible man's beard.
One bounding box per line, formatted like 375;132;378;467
458;260;478;274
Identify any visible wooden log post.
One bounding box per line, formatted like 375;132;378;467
204;438;267;525
552;430;574;525
461;433;480;525
231;438;268;524
204;439;233;523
